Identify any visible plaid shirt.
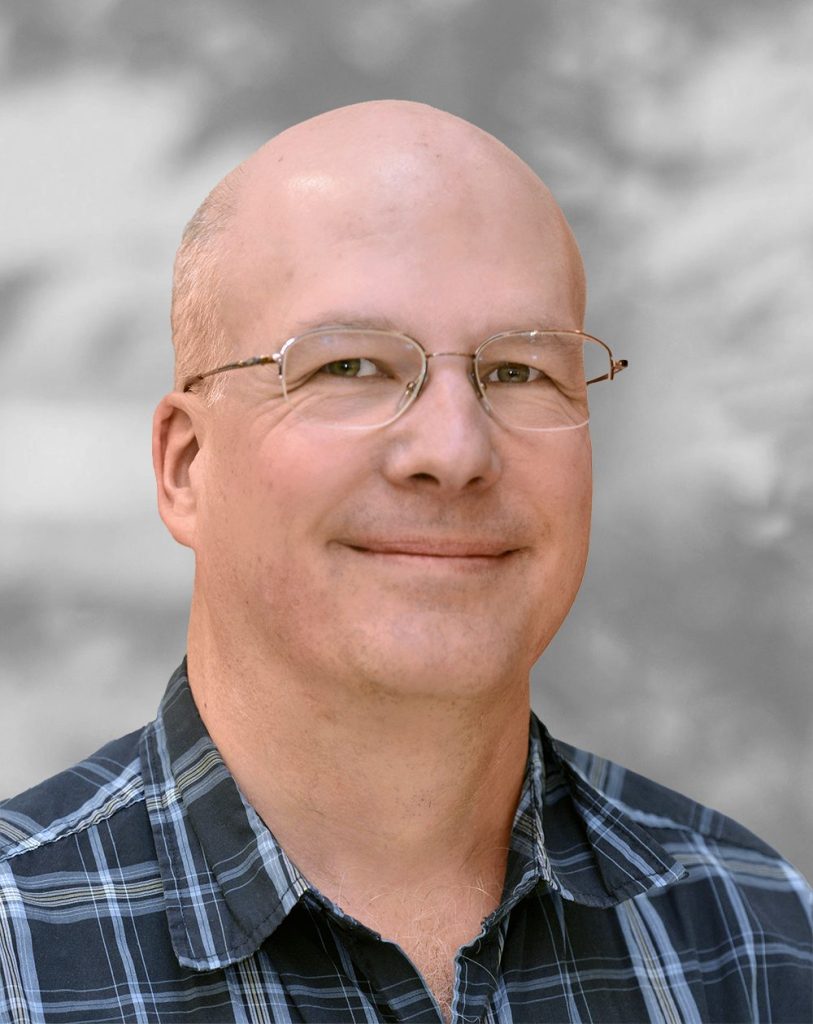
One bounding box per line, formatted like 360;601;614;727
1;661;811;1023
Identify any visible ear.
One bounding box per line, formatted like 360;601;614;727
152;392;203;549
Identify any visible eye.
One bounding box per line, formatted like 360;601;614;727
318;357;382;378
483;362;546;384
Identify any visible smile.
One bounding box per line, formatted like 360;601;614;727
340;539;520;569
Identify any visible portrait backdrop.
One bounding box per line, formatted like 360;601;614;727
1;0;811;881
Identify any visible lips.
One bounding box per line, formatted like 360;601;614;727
343;539;517;558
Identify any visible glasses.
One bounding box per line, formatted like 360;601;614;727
182;328;628;431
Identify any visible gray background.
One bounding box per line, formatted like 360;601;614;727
1;0;811;881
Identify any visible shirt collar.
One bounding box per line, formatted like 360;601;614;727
142;660;686;971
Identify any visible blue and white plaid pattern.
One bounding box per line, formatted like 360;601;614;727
1;660;811;1022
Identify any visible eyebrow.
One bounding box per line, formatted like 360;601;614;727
283;313;407;336
283;312;567;339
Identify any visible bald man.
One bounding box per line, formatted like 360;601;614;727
1;103;810;1024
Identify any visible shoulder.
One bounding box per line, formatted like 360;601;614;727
0;727;179;1014
0;727;147;867
549;738;813;1018
554;736;813;922
553;737;775;849
553;736;797;856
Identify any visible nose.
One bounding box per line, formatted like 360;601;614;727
379;354;501;493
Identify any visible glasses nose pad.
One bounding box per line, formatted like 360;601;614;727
468;367;492;411
397;376;421;413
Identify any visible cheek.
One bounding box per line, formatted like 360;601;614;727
519;431;592;528
202;425;360;565
251;432;350;525
521;435;592;657
553;434;592;554
520;434;592;614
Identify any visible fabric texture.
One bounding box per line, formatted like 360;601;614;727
0;660;811;1023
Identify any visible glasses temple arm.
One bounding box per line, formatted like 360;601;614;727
587;358;628;386
182;354;282;392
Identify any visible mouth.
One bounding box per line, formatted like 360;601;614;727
339;538;521;566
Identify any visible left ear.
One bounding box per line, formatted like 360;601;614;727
152;391;204;550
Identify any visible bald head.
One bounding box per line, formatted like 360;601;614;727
171;101;586;396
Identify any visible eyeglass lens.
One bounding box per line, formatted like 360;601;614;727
252;329;610;430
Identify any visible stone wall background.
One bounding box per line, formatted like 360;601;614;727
1;0;811;880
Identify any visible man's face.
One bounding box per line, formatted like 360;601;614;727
188;141;592;699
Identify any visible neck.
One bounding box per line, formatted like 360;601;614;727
185;595;531;915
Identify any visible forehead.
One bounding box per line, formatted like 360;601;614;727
217;125;583;346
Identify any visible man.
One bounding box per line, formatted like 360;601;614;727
0;101;810;1024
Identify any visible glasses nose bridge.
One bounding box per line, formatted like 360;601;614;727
392;348;485;428
419;350;481;402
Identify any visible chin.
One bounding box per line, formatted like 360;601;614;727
343;612;535;699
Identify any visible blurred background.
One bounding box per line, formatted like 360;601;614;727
1;0;811;880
